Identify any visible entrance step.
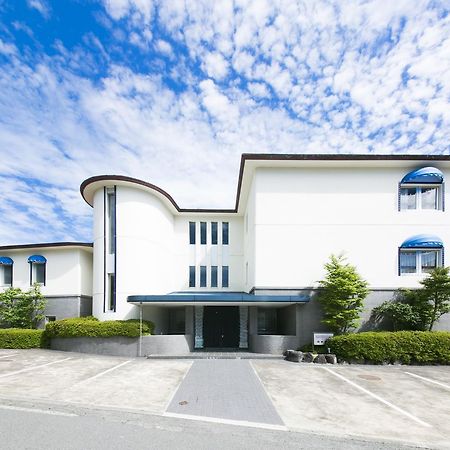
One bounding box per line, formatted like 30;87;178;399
146;352;283;360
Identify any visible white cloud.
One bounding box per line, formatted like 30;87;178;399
1;0;450;244
202;52;228;80
27;0;50;18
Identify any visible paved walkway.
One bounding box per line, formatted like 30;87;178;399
147;352;283;360
166;360;284;426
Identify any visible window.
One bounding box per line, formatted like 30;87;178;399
399;234;443;275
222;266;229;288
108;274;115;311
257;308;278;334
400;249;441;275
168;308;185;334
28;255;46;285
189;222;196;244
400;186;441;210
189;266;196;287
399;166;444;211
200;222;207;245
211;266;218;288
0;257;13;287
211;222;218;245
222;222;229;245
200;266;207;287
106;187;116;254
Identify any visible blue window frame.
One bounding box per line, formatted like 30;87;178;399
211;266;218;288
200;266;207;287
28;255;46;286
222;266;229;288
189;222;196;245
222;222;229;245
0;256;13;287
200;222;207;245
211;222;218;245
189;266;196;287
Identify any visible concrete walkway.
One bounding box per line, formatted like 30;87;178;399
166;360;284;428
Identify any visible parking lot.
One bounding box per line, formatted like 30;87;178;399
0;349;449;449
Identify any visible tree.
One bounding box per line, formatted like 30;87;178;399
371;289;430;331
371;301;419;331
420;267;450;331
317;254;369;334
0;284;47;329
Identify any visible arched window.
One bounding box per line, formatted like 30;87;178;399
0;256;13;287
28;255;47;285
399;234;443;275
399;167;444;211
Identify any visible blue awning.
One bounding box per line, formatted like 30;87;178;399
28;255;47;263
401;167;443;184
128;292;310;304
401;234;443;249
0;256;13;265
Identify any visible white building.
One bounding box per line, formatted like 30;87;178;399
2;154;450;353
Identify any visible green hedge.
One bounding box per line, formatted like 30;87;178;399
328;331;450;364
44;317;155;339
0;329;47;349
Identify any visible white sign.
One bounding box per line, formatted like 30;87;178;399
313;332;334;345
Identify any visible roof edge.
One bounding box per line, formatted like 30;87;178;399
0;242;93;251
81;154;450;213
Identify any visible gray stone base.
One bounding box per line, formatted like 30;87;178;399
249;334;300;354
50;334;194;357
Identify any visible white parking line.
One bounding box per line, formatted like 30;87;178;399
78;360;131;384
0;357;72;378
323;367;432;428
404;371;450;391
164;411;288;431
0;354;18;359
0;404;77;417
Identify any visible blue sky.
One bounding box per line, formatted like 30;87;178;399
0;0;449;244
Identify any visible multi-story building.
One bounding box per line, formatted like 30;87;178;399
1;154;450;353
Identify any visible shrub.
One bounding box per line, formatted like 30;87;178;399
327;331;450;364
0;328;47;349
44;317;154;339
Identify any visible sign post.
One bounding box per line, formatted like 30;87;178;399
313;332;334;352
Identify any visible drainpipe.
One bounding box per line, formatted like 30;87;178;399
139;302;143;357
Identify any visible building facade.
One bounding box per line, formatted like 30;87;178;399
0;243;93;323
1;154;450;353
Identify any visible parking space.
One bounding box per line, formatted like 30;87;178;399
0;350;449;448
0;349;191;414
252;360;450;449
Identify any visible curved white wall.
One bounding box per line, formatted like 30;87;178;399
92;184;175;320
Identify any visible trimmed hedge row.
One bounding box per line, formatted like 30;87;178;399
44;317;155;339
328;331;450;364
0;329;46;349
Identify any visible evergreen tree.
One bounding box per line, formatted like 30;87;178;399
317;254;369;334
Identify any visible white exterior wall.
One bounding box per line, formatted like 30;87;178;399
0;247;92;296
91;183;245;320
93;185;175;320
252;165;450;290
243;180;256;292
173;215;244;291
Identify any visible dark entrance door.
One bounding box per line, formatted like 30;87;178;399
203;306;239;348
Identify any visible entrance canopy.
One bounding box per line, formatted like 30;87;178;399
128;291;310;306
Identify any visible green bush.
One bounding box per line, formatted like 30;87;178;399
328;331;450;364
0;328;47;349
44;317;155;339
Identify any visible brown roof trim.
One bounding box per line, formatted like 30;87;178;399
240;153;450;162
0;242;93;251
80;175;235;213
81;153;450;214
